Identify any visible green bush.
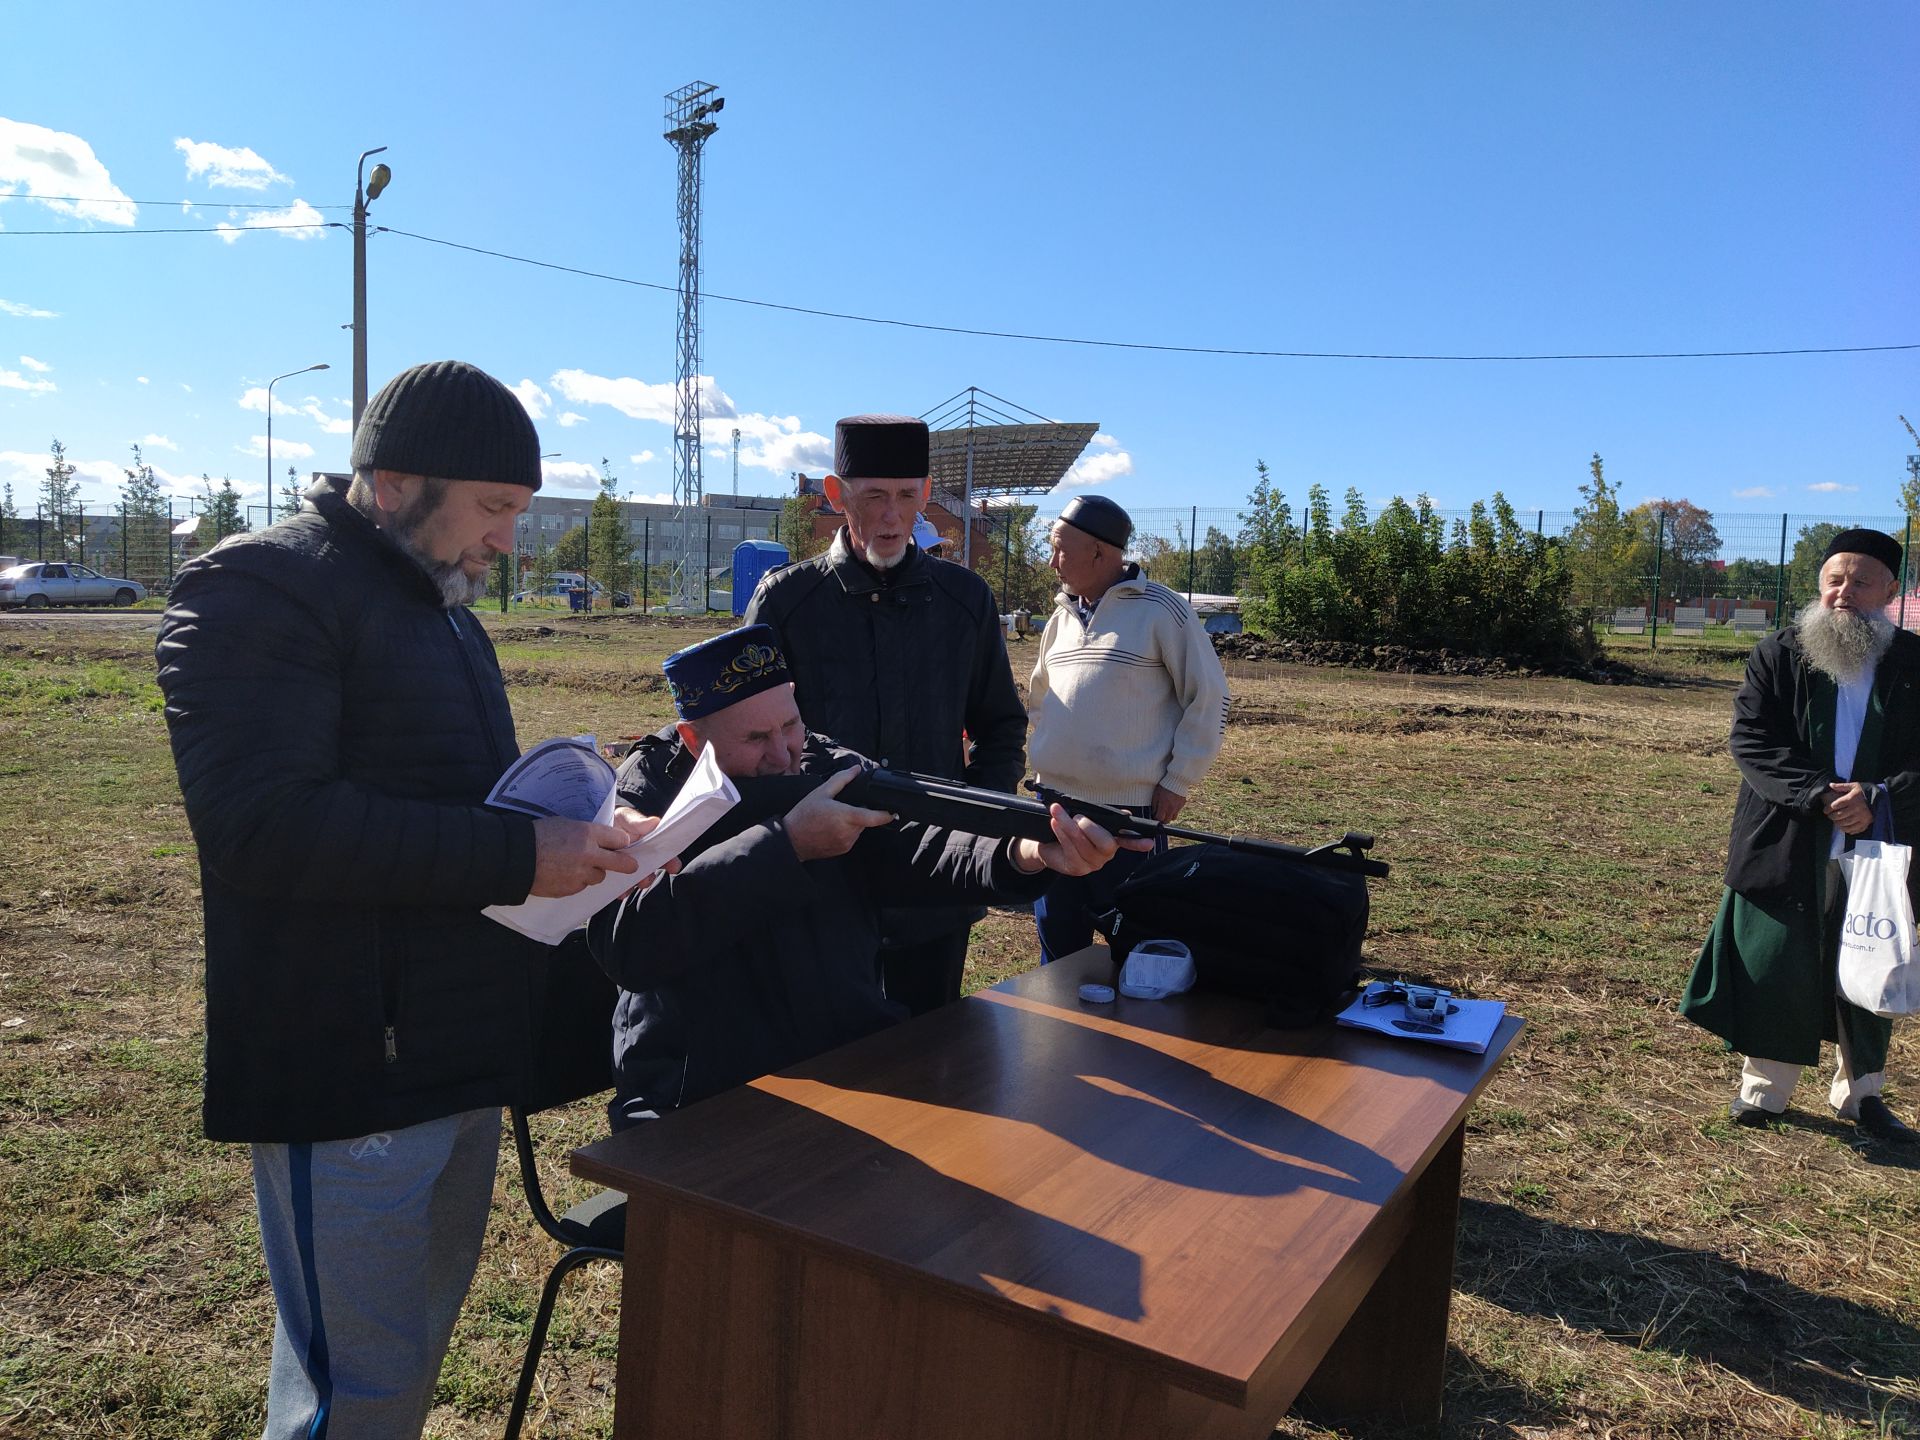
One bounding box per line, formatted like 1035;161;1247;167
1240;485;1577;659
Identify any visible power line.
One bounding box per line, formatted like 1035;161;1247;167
5;211;1915;363
2;222;336;235
0;193;351;211
376;226;1920;364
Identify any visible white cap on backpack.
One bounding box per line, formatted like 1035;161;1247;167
1117;938;1197;1000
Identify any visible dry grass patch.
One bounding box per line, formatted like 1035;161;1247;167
1;615;1914;1440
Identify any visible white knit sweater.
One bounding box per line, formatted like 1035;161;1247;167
1026;571;1230;806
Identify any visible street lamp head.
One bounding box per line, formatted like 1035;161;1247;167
311;363;331;373
366;164;392;203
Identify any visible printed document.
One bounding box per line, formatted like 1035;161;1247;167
482;737;739;945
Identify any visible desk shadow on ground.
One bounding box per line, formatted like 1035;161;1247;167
1443;1200;1920;1434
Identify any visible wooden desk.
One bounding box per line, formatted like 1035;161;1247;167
573;950;1523;1439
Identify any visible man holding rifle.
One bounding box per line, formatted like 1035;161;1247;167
1027;495;1232;962
589;625;1144;1128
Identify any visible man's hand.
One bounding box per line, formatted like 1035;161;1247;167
529;816;642;898
785;766;894;862
609;804;679;897
1824;780;1875;836
1150;784;1188;824
1013;804;1158;876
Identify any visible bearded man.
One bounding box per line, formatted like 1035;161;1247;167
1682;528;1917;1143
158;359;648;1436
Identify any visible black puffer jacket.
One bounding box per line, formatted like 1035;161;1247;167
742;528;1026;945
156;479;542;1142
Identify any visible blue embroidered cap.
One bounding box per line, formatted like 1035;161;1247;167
664;625;791;720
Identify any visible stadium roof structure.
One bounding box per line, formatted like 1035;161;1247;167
920;388;1098;502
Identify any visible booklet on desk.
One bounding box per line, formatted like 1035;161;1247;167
482;736;739;946
1335;982;1506;1054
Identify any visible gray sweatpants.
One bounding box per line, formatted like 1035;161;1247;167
250;1107;500;1440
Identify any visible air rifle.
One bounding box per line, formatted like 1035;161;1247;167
827;767;1389;880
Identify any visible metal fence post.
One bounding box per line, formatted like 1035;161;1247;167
1187;505;1197;603
1001;510;1011;611
1773;514;1787;630
643;519;651;613
121;502;129;577
1648;509;1666;652
706;516;714;613
1904;518;1913;630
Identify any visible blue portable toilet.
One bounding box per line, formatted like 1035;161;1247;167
731;540;790;616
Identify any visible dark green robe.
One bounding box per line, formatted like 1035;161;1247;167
1681;630;1910;1071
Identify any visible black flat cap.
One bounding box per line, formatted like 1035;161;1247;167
351;359;543;490
1058;494;1132;550
834;415;929;480
1822;527;1903;580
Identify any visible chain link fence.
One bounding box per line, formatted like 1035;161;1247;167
3;502;254;596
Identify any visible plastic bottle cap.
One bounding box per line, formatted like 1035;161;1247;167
1078;982;1116;1004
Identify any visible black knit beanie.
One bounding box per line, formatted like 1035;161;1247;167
1821;527;1903;580
350;359;543;490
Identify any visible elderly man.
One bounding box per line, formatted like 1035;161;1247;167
1027;494;1231;963
589;625;1136;1127
745;416;1025;1015
157;360;647;1437
1682;528;1917;1143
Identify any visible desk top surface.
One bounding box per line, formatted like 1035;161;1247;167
575;949;1521;1401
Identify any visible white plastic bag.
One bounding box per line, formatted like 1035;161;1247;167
1836;839;1920;1018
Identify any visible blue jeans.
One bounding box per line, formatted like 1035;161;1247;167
1033;794;1167;964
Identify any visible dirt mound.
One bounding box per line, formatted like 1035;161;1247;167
1212;633;1647;685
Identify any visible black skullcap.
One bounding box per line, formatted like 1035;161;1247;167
834;415;929;480
1821;527;1903;580
1058;494;1132;550
664;625;791;720
351;359;543;490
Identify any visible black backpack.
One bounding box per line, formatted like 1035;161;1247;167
1096;842;1371;1027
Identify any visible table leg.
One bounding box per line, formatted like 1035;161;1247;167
1294;1118;1465;1429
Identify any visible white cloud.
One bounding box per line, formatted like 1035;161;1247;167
17;354;50;372
0;366;55;394
136;376;149;385
0;298;59;319
214;199;325;244
629;450;657;465
540;459;601;492
241;436;314;460
510;379;551;420
70;459;124;489
1061;448;1134;489
142;433;179;451
550;368;735;424
558;411;588;428
0;118;136;225
1731;486;1779;500
239;385;300;417
1091;433;1119;448
301;401;351;435
174;137;290;191
0;449;48;487
1807;481;1860;494
627;491;673;505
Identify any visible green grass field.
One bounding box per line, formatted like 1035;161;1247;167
1;612;1914;1439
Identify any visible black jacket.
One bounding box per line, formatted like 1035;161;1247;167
743;529;1026;944
590;729;1046;1126
156;479;542;1142
1724;625;1920;901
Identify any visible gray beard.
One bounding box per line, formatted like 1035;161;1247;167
1796;599;1894;683
391;529;488;608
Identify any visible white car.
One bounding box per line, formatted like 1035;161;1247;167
0;561;148;609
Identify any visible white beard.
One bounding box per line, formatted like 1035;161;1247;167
1796;599;1894;684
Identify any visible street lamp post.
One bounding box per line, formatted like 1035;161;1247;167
352;147;392;432
267;363;329;498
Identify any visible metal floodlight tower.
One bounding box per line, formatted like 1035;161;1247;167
663;81;723;609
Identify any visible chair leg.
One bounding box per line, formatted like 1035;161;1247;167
503;1245;622;1440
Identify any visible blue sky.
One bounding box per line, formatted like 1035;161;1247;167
1;1;1914;527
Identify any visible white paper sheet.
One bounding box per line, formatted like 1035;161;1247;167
482;741;741;946
1334;982;1506;1054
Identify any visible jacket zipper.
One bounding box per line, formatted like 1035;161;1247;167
445;608;509;772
